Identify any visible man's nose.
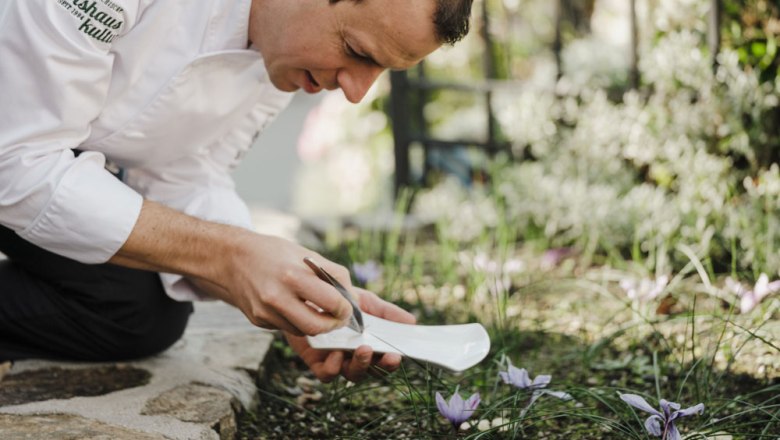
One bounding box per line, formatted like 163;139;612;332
337;64;385;103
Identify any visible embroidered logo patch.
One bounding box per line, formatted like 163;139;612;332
56;0;125;44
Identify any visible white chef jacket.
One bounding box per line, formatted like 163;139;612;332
0;0;293;301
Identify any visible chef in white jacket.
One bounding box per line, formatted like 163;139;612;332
0;0;473;381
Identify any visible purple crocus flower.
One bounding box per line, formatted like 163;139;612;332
500;362;572;414
500;364;551;390
540;247;575;270
727;273;780;314
435;390;480;430
619;393;704;440
351;260;383;285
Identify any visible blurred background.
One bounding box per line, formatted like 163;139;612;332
233;0;779;277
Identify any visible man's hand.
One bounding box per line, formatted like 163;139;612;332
285;287;416;383
111;201;357;337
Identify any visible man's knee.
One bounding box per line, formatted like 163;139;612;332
105;299;194;360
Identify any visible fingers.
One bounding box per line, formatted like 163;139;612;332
292;258;355;323
354;287;416;324
340;346;404;382
286;332;405;384
318;351;344;383
286;333;344;383
246;253;356;335
375;352;403;373
249;310;303;336
341;345;373;382
277;296;347;336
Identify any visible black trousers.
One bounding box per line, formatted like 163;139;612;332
0;226;192;361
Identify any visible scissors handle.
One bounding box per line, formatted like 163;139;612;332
303;257;364;333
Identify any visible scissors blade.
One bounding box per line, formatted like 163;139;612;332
303;257;364;333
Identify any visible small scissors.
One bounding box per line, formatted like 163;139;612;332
303;257;364;334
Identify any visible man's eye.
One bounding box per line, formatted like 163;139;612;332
345;43;369;62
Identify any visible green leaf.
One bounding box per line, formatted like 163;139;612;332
759;37;778;70
751;41;767;58
737;47;749;63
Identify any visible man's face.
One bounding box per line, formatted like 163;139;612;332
249;0;441;103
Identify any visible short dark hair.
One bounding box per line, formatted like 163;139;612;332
328;0;474;45
433;0;474;45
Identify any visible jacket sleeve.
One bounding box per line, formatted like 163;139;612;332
125;97;292;301
0;0;144;263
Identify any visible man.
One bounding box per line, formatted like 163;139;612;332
0;0;473;382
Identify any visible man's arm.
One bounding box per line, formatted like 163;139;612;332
111;200;353;336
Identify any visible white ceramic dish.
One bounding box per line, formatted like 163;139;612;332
307;314;490;372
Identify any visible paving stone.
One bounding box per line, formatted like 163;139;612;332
0;366;150;406
142;383;238;440
0;413;165;440
0;302;273;440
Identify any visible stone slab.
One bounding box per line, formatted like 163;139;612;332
0;413;166;440
0;301;274;440
142;383;238;440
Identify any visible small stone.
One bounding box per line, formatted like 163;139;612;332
295;376;319;392
295;390;323;406
284;385;303;396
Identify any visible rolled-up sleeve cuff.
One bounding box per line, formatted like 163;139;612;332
159;273;215;302
19;154;143;264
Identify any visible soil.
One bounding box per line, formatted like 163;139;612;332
238;335;778;439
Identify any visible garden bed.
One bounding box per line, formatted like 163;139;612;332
237;247;779;439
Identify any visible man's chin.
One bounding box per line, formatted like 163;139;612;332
267;74;299;93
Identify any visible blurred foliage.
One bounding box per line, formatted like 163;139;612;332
722;0;780;167
723;0;780;82
398;0;780;279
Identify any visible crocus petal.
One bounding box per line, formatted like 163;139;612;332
667;422;682;440
511;366;531;387
755;276;780;301
754;273;769;295
620;393;663;417
673;403;704;419
531;374;552;388
740;291;758;314
725;277;744;295
465;393;481;411
765;280;780;294
644;415;663;436
506;365;532;388
660;399;680;419
448;393;466;416
435;392;450;418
